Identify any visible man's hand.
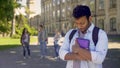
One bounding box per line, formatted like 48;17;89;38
72;39;92;61
72;39;80;53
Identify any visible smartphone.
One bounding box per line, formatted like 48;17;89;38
76;38;90;49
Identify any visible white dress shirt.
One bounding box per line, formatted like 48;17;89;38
59;23;108;68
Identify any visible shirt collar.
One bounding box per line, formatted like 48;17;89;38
86;23;94;33
76;23;95;35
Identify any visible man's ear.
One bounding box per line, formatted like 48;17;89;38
89;16;92;22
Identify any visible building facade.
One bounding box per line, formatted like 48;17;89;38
16;0;41;30
29;15;41;29
41;0;120;35
26;0;41;29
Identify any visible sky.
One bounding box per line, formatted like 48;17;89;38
34;0;41;15
16;0;41;17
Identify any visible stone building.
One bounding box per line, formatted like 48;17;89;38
40;0;120;35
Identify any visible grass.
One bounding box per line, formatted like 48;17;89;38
0;44;20;51
108;36;120;42
0;36;37;50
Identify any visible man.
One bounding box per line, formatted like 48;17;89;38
38;25;47;58
59;5;108;68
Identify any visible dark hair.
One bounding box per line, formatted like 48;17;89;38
22;28;28;35
72;5;91;19
39;25;43;28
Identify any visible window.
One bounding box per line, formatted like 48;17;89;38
67;0;70;1
110;18;116;31
99;0;104;9
17;0;22;1
110;0;117;8
53;11;55;17
62;9;65;18
90;0;95;12
45;5;47;12
53;0;56;6
67;7;71;17
98;19;104;30
68;7;71;11
50;3;52;9
57;10;60;19
57;0;60;5
47;4;49;11
62;0;65;3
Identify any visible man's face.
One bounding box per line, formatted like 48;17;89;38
39;26;42;31
75;16;91;32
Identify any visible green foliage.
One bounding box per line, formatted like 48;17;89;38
11;34;20;39
0;0;37;37
13;13;37;39
12;23;37;39
0;36;37;50
30;27;38;35
0;0;20;34
24;24;38;35
0;21;11;34
0;0;16;21
15;14;28;25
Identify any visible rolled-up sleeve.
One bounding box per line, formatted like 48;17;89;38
91;30;108;64
59;29;73;60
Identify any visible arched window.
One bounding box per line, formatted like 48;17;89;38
110;18;116;31
98;19;104;30
99;0;104;9
110;0;117;8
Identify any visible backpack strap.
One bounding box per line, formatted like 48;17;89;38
69;29;77;43
92;26;100;46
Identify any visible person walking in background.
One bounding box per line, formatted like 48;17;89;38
20;28;30;59
59;5;108;68
38;25;47;58
54;30;61;59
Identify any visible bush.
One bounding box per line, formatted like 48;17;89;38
24;24;37;35
11;34;20;39
12;23;38;39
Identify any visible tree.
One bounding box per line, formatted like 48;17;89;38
11;1;21;37
0;0;19;36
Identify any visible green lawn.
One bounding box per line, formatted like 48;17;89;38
108;35;120;42
0;36;37;50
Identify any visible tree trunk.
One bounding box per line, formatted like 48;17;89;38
10;15;15;37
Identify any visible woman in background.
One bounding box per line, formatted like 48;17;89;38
20;28;30;59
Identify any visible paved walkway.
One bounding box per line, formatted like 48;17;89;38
0;37;120;68
0;45;66;68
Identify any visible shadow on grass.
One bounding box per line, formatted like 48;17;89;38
0;44;20;51
103;48;120;68
108;35;120;43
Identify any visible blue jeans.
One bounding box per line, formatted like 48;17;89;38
22;42;30;57
39;41;47;56
54;40;60;57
